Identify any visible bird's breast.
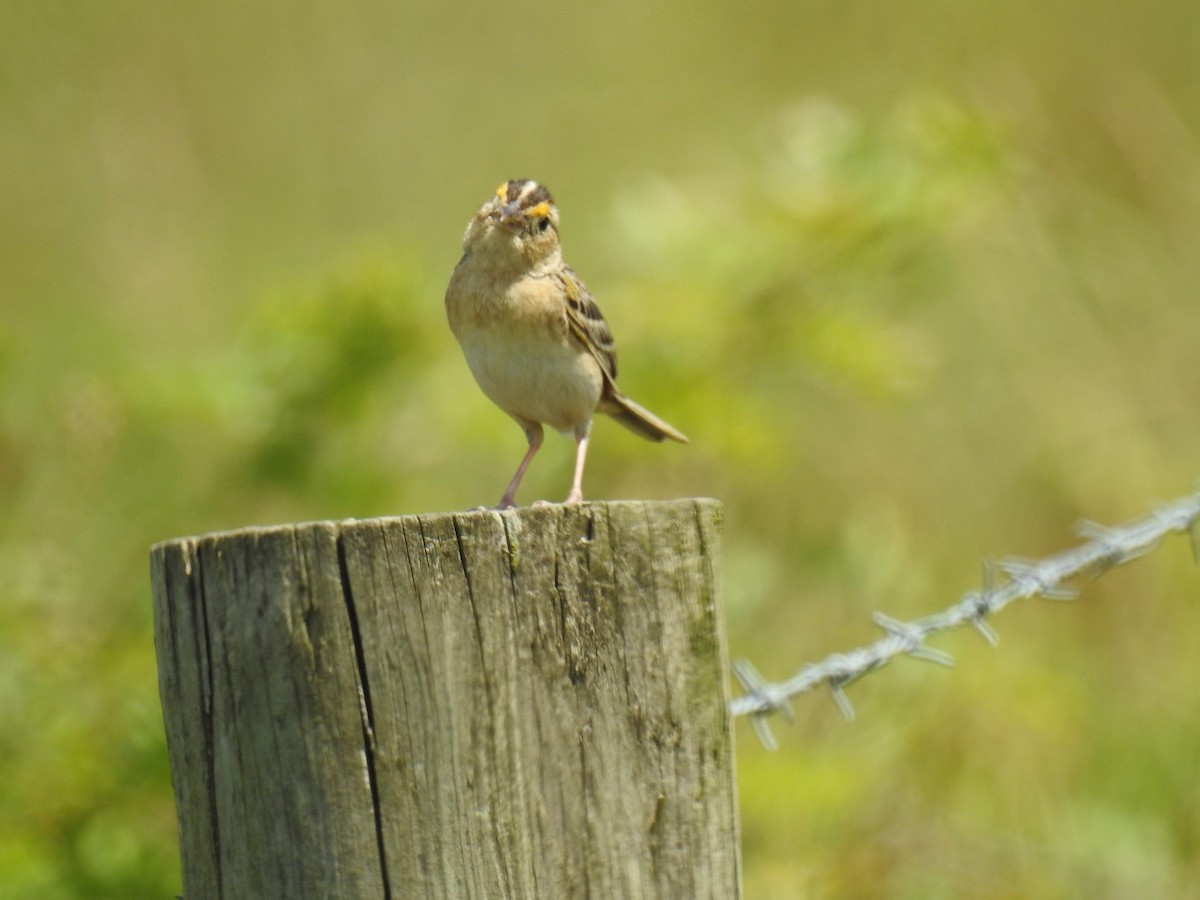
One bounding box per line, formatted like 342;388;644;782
447;271;604;433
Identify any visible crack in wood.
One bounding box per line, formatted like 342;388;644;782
336;530;393;900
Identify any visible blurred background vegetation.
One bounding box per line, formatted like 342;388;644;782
2;1;1199;896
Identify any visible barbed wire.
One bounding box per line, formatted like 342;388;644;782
730;488;1200;749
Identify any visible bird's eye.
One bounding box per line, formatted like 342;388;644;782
537;217;551;232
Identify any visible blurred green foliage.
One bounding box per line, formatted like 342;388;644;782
3;2;1200;897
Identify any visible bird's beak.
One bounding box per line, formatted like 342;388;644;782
497;202;526;232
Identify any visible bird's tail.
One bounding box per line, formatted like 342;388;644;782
602;390;689;443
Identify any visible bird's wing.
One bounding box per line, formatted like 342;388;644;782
560;266;619;382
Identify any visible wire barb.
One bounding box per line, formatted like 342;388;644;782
732;659;794;750
998;558;1080;600
731;487;1200;747
829;681;855;721
873;613;955;667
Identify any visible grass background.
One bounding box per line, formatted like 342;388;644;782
2;2;1199;896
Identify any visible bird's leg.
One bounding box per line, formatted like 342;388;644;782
564;421;592;504
498;422;543;508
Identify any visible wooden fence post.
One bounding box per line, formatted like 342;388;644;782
151;499;741;898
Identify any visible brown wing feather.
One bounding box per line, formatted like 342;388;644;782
559;266;618;382
557;267;688;444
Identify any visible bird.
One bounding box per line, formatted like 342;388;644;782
445;179;687;508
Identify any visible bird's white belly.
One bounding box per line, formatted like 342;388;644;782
460;329;603;434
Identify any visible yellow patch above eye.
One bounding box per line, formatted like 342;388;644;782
495;183;509;200
525;202;551;219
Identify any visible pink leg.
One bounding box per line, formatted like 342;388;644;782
564;422;591;504
498;423;543;508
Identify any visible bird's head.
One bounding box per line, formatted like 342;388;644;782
461;179;562;272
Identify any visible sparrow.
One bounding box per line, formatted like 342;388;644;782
445;179;687;507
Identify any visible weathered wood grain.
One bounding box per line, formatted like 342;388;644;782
152;499;740;898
